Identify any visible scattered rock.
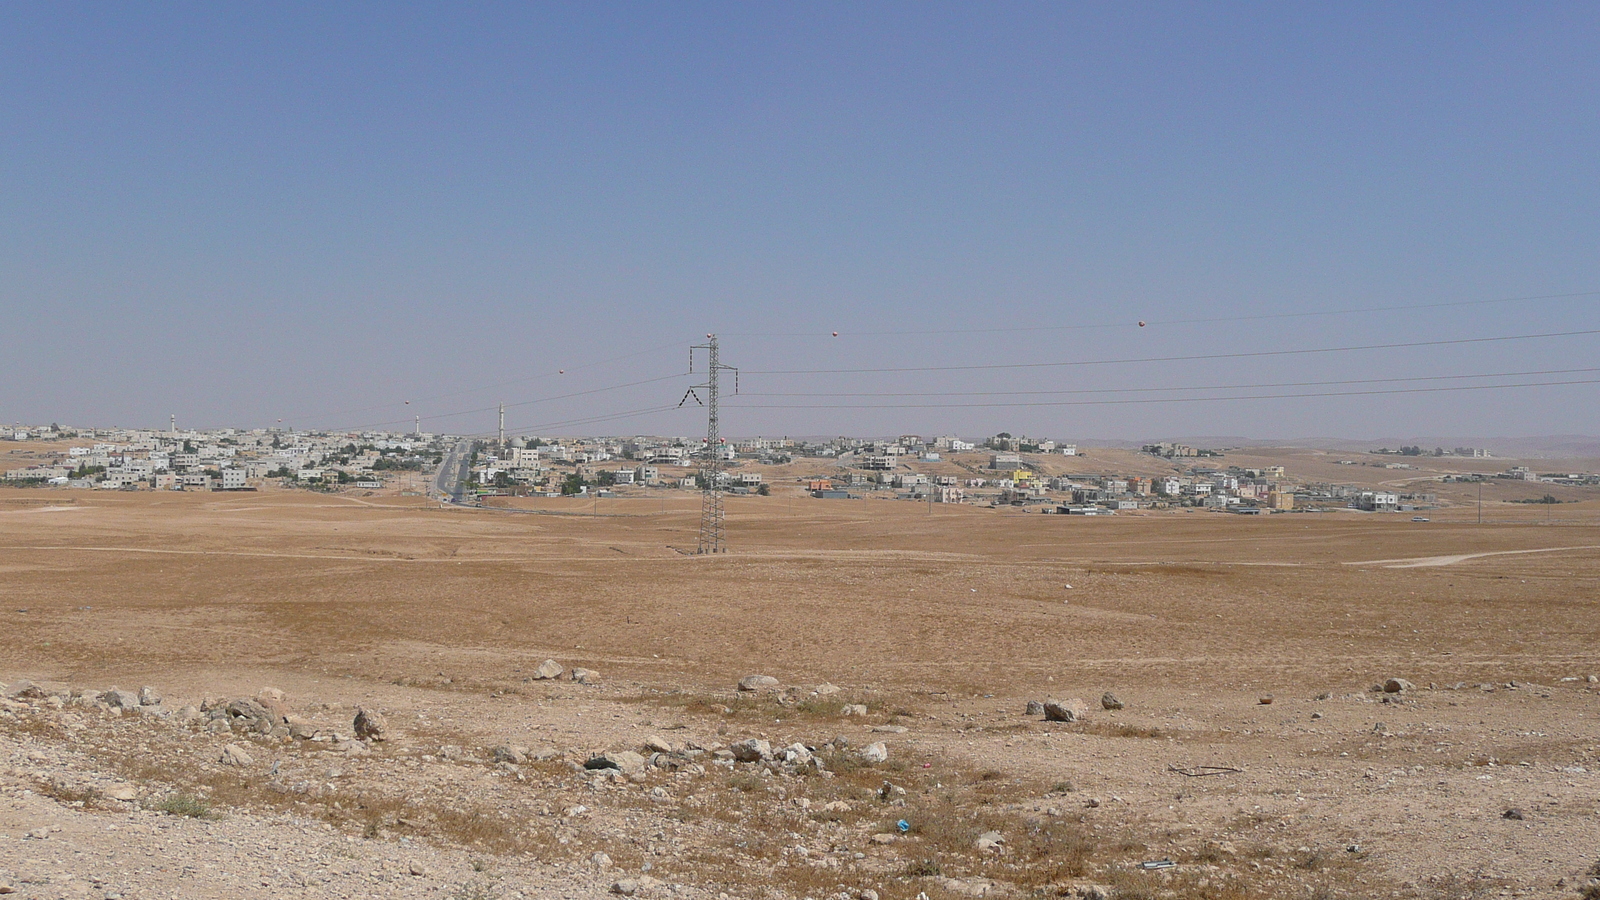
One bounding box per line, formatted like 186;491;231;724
643;735;678;754
935;876;999;897
6;680;69;701
222;698;277;734
586;750;647;774
738;674;781;692
974;830;1004;852
220;744;255;767
104;689;142;709
590;851;614;869
1100;692;1123;711
729;739;772;762
1384;678;1415;694
570;667;599;684
493;745;528;764
842;704;869;717
352;707;388;741
256;688;292;722
533;659;565;680
858;741;889;764
871;725;908;734
1587;675;1598;684
611;876;661;896
138;686;162;706
813;682;841;695
408;863;429;877
1024;700;1045;716
1258;696;1274;705
1502;808;1525;821
104;784;140;802
1043;698;1088;722
870;833;897;845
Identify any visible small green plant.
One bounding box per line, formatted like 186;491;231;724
155;793;218;820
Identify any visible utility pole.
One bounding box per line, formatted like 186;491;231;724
415;415;420;436
681;334;738;554
1477;478;1483;525
498;403;505;446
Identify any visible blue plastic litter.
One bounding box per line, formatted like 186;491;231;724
897;819;910;833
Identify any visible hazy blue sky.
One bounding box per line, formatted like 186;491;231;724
3;3;1597;440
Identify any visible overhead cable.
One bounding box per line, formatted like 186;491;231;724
744;329;1600;376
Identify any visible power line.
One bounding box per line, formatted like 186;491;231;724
744;328;1600;376
463;404;687;437
278;337;693;425
727;376;1600;411
331;373;686;432
736;366;1600;399
724;289;1600;338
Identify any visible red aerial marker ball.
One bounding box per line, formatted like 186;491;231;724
832;331;839;337
1138;321;1146;327
558;369;564;374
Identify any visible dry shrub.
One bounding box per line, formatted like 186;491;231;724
154;792;218;820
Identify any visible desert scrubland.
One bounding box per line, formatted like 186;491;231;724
3;481;1600;900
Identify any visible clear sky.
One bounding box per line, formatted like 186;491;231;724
3;3;1597;441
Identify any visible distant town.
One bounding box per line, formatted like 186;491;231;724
6;422;1597;515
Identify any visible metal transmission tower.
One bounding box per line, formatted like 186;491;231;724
680;334;738;554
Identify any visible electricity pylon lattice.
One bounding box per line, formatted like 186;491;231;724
680;334;738;554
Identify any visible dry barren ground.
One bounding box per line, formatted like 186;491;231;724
3;489;1600;900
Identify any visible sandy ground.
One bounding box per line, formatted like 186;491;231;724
3;486;1600;900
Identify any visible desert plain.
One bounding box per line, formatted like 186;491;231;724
3;465;1600;900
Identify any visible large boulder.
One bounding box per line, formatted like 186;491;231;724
219;744;254;767
1043;698;1088;723
858;742;889;764
737;674;780;692
532;659;565;680
1383;678;1415;694
1100;692;1124;711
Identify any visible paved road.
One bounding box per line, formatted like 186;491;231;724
432;439;475;504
